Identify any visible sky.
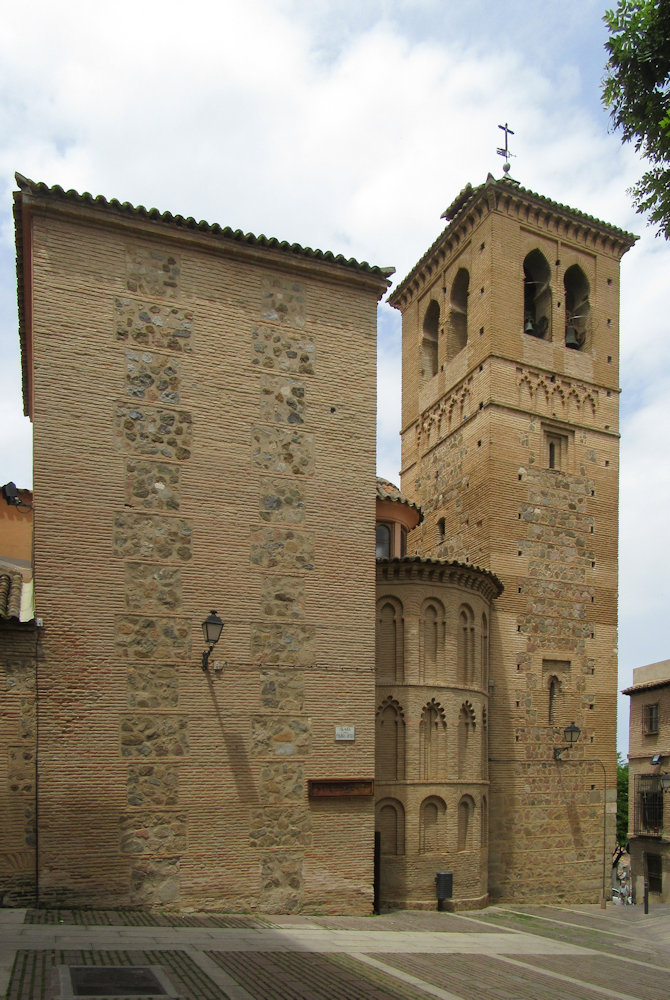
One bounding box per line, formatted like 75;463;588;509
0;0;667;753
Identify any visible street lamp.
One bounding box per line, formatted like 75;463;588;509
660;773;670;792
553;721;581;760
201;610;224;672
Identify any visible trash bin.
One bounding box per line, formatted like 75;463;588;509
435;871;453;910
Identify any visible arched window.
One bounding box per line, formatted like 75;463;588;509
457;795;475;851
447;268;469;360
420;598;444;682
376;523;391;559
376;696;406;781
457;605;475;684
457;702;476;779
376;597;404;683
481;612;489;687
419;796;447;853
376;798;405;855
419;699;446;779
523;250;552;340
564;264;590;350
421;300;440;381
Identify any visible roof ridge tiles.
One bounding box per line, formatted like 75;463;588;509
14;172;394;281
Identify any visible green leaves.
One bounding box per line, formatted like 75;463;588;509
602;0;670;237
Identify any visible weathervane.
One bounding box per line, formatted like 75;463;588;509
497;122;516;175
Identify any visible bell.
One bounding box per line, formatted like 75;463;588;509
565;325;581;349
524;317;535;335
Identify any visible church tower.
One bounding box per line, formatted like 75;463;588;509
390;172;636;902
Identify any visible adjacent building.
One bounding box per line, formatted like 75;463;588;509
624;660;670;902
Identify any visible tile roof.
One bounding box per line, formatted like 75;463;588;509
376;554;504;598
376;477;424;522
0;567;25;620
14;173;395;281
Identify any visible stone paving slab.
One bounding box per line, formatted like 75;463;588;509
517;953;670;1000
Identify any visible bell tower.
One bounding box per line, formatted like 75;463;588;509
390;172;636;902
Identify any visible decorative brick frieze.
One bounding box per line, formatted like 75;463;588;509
126;249;180;298
250;716;311;758
114;403;192;461
249;806;312;848
259;670;305;712
251;325;315;374
127;663;178;709
113;513;192;562
250;622;315;665
120;810;187;856
124;563;182;613
120;714;189;758
252;426;315;477
249;527;314;571
258;478;305;524
127;764;179;807
114;615;191;660
124;460;181;511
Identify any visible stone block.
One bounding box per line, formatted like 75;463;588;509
259;670;305;711
125;350;181;404
259;374;306;425
250;622;315;665
114;403;192;461
127;764;179;807
251;716;311;758
124;564;182;613
2;659;35;692
249;806;311;848
125;459;181;511
120;714;189;758
259;575;305;619
259;851;304;912
250;325;314;374
116;297;192;353
261;276;305;328
127;663;178;708
113;513;192;562
130;857;180;904
114;615;191;660
120;810;187;855
249;527;314;571
7;746;35;794
126;249;180;298
258;762;304;804
258;478;305;524
252;426;314;477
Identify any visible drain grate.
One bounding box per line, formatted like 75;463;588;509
57;965;180;998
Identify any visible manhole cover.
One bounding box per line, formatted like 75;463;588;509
57;965;178;998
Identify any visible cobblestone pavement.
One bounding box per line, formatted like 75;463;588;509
1;903;669;999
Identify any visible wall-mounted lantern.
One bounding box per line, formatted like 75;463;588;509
201;610;224;672
553;721;581;760
660;773;670;792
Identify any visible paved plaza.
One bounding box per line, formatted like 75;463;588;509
1;902;669;999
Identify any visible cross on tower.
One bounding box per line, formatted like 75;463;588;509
497;122;516;173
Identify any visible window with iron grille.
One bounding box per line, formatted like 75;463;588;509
643;703;659;735
646;853;663;894
634;774;663;836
